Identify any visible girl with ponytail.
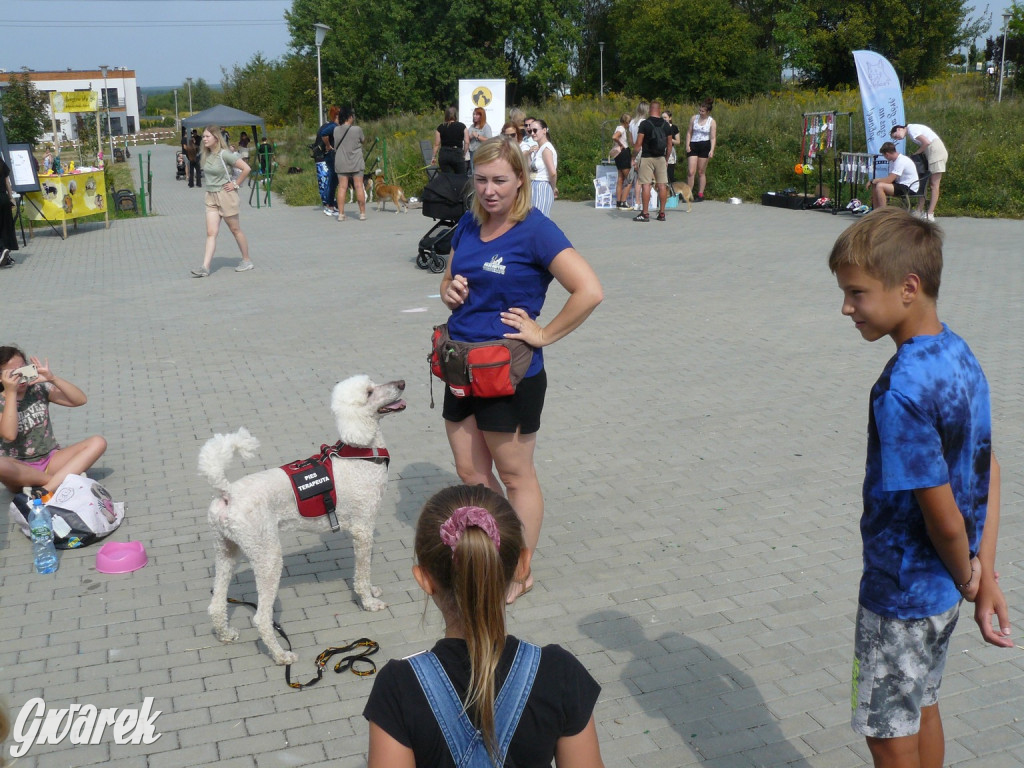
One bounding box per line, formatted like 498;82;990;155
364;484;605;767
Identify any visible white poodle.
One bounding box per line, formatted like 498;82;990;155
200;375;405;665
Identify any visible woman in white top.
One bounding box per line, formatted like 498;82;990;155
627;102;649;209
685;98;717;201
889;123;947;220
611;113;632;208
529;119;558;217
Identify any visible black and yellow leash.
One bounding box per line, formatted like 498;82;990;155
227;597;379;689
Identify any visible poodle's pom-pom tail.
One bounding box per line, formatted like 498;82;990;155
198;427;260;493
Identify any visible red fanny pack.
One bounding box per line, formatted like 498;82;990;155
428;323;534;399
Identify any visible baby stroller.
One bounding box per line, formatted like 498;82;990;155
416;173;472;273
175;151;187;181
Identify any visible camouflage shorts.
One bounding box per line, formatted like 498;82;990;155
851;602;959;738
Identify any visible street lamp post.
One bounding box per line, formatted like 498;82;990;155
314;23;331;124
186;77;193;114
999;12;1011;103
98;65;114;160
599;42;605;100
174;89;179;134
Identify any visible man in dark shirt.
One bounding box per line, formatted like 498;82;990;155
631;100;671;222
183;129;202;188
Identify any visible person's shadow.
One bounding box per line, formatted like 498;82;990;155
392;461;460;531
580;609;811;766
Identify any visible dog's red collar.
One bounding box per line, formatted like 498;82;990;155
320;441;390;466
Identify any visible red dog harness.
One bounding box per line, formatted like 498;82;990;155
280;441;390;532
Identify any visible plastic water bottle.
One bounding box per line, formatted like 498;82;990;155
28;498;59;574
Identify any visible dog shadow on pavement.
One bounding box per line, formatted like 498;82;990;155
580;609;813;767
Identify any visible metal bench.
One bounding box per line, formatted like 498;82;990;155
113;189;138;212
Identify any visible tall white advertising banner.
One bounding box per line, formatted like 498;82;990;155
458;80;506;134
853;50;905;177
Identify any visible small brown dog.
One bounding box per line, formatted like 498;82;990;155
372;171;409;213
670;182;694;212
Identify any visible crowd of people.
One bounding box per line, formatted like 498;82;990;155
427;107;563;219
605;99;717;217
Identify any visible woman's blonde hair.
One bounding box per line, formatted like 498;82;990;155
634;101;650;121
620;112;631;126
469;137;532;224
199;125;229;162
415;485;525;763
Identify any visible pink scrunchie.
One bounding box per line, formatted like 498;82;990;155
439;506;501;553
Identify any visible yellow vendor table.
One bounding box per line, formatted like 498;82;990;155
24;170;109;238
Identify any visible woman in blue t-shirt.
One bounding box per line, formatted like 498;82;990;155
439;137;603;602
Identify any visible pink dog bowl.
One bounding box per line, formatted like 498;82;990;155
95;541;148;574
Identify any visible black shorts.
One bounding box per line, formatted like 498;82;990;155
614;148;632;171
687;140;711;159
442;369;547;434
893;182;916;196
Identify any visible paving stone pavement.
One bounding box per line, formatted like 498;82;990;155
1;143;1022;767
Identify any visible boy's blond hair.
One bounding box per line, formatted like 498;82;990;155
828;208;943;298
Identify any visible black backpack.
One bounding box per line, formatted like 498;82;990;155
310;133;327;162
647;119;668;157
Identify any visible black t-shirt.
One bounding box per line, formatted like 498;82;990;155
639;116;669;157
667;123;680;156
437;121;467;149
364;636;600;768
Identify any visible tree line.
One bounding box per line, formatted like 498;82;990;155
216;0;1007;123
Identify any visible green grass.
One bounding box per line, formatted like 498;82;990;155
260;75;1024;218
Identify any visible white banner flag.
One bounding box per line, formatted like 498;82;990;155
853;50;906;162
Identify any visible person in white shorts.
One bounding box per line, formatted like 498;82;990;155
890;123;947;220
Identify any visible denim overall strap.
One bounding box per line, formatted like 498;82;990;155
408;651;481;765
491;640;541;760
408;640;541;767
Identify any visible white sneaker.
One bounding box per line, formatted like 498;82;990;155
925;213;935;222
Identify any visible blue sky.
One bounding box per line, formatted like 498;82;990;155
3;0;294;88
1;0;1013;91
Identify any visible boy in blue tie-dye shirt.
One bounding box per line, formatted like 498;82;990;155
828;208;1012;768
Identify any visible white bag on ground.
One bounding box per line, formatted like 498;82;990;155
9;474;125;549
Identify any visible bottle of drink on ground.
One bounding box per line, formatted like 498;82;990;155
28;497;59;574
